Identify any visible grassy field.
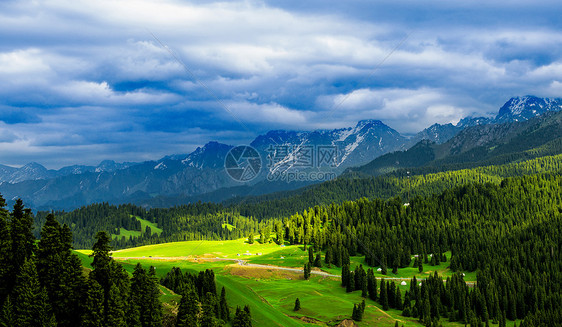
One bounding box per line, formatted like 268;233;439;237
75;237;486;326
111;216;163;239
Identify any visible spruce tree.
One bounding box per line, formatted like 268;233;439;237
37;214;86;327
380;279;389;310
90;231;112;295
0;295;14;327
0;196;11;304
220;286;230;321
341;264;350;287
176;290;199;327
314;253;322;268
308;247;314;264
106;284;126;327
232;306;252;327
303;263;311;280
294;298;301;311
367;269;377;301
325;247;332;267
9;199;34;283
12;258;54;327
346;271;355;293
145;266;163;327
83;278;104;327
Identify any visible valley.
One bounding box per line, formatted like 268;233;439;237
75;238;478;327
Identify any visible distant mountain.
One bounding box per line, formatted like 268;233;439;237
495;95;562;123
0;160;137;184
0;120;405;210
3;95;562;210
348;109;562;176
251;119;406;170
408;96;562;147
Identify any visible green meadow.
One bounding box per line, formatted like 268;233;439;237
75;237;484;326
111;216;163;239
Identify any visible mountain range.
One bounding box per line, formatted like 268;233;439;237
1;95;561;210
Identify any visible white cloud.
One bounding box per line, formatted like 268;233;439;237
0;0;561;166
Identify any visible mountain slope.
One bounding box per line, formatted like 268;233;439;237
0;120;405;210
407;96;562;148
348;109;562;176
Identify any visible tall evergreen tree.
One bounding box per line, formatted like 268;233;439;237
219;286;230;321
314;253;322;268
37;214;85;327
380;279;389;310
106;284;127;327
303;263;311;280
367;268;377;301
12;258;55;327
83;278;104;327
176;290;199;327
341;264;350;287
0;197;11;305
232;305;252;327
145;266;163;327
90;231;112;297
0;295;14;327
294;298;301;311
9;199;34;284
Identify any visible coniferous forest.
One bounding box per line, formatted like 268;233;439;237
0;196;247;327
2;161;562;325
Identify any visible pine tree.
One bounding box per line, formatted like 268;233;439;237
352;300;365;321
308;247;314;264
145;266;163;327
380;279;389;310
176;290;199;327
294;298;301;311
325;247;332;267
0;295;14;327
106;284;126;327
131;263;162;327
200;295;219;327
314;253;322;268
9;199;34;283
37;214;85;327
232;306;252;327
346;271;355;293
0;197;12;304
90;231;112;296
395;287;403;310
83;278;104;327
367;269;377;301
388;281;396;308
220;286;230;321
341;264;350;287
12;258;54;327
303;263;311;280
247;232;254;244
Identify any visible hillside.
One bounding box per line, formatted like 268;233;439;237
347;109;562;177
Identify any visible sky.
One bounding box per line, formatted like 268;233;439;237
1;0;562;169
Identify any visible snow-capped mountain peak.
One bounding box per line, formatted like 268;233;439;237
496;96;562;123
